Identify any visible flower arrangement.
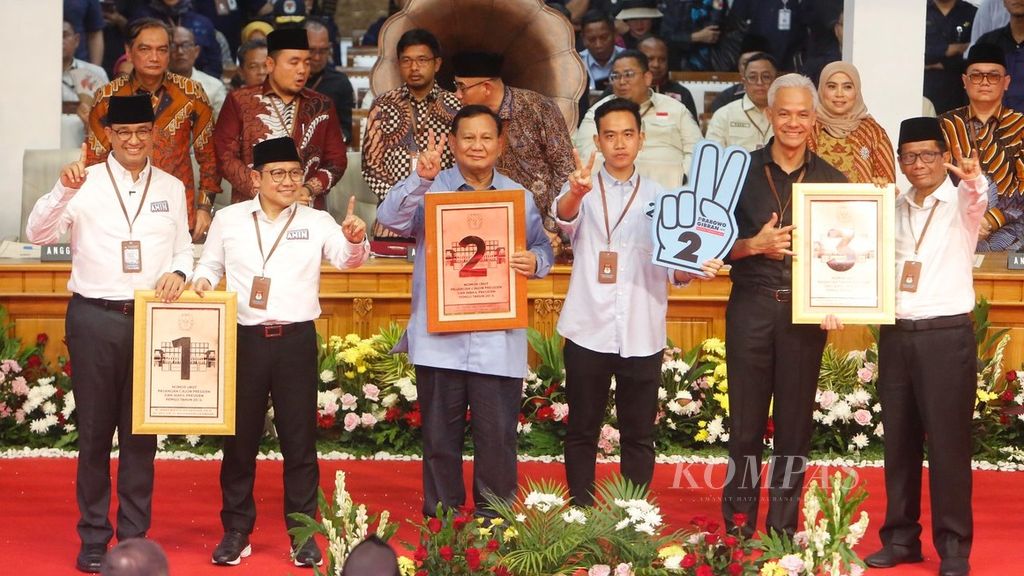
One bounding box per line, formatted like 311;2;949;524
288;469;397;576
406;504;509;576
756;472;869;576
810;345;882;455
655;512;759;576
658;339;730;449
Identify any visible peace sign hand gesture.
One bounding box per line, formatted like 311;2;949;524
341;196;367;243
416;128;447;181
568;149;596;198
60;143;89;190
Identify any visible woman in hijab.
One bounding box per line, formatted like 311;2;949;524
809;61;895;186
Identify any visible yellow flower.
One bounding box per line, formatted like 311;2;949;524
702;338;726;357
760;561;787;576
345;333;361;344
503;526;518;542
398;556;416;576
695;430;710;442
658;545;684;559
490;518;504;526
478;527;492;537
698;420;707;428
716;379;728;393
713;393;730;414
977;389;998;403
357;365;367;374
344;371;356;379
713;363;728;380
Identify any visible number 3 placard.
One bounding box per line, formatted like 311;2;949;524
132;290;237;435
424;190;528;333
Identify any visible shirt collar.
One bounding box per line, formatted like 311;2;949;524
128;71;167;96
261;79;304;101
741;94;762;113
106;152;152;183
452;167;501;191
759;139;814;174
899;179;955;208
598;164;639;188
249;196;298;222
400;83;439;103
968;103;1005;125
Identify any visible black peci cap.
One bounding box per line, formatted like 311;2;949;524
107;94;155;125
253;136;301;167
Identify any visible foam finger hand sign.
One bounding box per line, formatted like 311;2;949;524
651;140;749;274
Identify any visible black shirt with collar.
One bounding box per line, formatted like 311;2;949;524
729;140;846;290
309;67;355;143
710;84;745;115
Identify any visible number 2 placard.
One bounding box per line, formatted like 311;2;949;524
132;290;237;435
424;190;528;333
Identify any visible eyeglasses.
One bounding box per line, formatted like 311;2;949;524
967;71;1004;85
744;73;776;85
454;78;494;93
170;41;196;52
112;127;153;142
609;70;640;83
262;168;305;182
308;48;331;57
897;151;943;165
399;56;436;68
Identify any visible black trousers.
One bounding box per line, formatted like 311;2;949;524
220;322;318;535
415;365;522;518
722;286;826;537
877;317;975;560
563;339;663;506
67;295;157;546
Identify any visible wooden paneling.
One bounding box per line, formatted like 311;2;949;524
5;253;1024;367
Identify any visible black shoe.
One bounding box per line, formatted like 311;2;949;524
865;545;924;568
291;538;322;568
76;543;106;573
212;531;251;566
939;557;970;576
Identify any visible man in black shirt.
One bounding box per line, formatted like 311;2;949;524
721;73;846;538
305;19;355;142
639;36;698;119
925;0;977;114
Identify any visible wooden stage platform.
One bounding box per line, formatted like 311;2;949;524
3;254;1024;366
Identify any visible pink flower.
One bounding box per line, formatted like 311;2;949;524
340;393;358;411
1;360;20;374
778;554;805;572
614;564;632;576
362;383;380;402
321;401;339;417
857;366;874;383
360;413;378;427
11;377;29;396
14;409;25;424
343;412;360;432
551;402;569;422
588;566;611;576
817;389;838;409
0;402;10;418
853;409;872;426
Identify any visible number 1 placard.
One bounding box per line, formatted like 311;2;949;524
132;290;237;435
424;190;528;333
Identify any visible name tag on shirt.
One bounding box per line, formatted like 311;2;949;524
122;240;142;273
729;121;752;128
778;8;792;30
250;276;271;309
150;200;169;212
286;229;309;240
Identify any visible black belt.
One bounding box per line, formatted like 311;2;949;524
741;285;792;302
893;313;971;332
238;322;307;339
73;293;134;316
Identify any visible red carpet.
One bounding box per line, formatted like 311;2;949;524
0;457;1020;575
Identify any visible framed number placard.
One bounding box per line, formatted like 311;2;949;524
132;290;237;435
424;190;528;333
791;183;896;325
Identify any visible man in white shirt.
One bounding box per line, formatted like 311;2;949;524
575;50;703;189
26;94;192;574
863;117;985;576
579;10;625;91
554;98;721;505
168;25;227;118
193;137;368;568
62;19;109;148
705;53;777;152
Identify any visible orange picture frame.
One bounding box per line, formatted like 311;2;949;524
424;190;528;333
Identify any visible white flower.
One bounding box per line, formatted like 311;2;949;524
706;416;725;441
319;369;335;383
663;555;682;569
831;400;853;422
779;554;805;572
851;433;869;449
61;391;75;418
850;387;873;406
318;390;340;415
29;414;58;434
551;402;569;422
395;377;417;402
818;389;839;409
657;387;668;401
185;434;201;446
523;491;566;513
872;402;883;413
613;498;662;535
22;384;57;413
561;508;587;524
517;421;533;434
515;514;526;523
42;401;57;415
614;563;632;576
874;422;885;438
380;393;398;408
845;511;869;546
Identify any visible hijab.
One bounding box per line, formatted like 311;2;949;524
816;61;870;139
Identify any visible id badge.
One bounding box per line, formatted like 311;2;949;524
598;251;618;284
409;151;418;173
778;8;792;31
250;276;271;309
121;240;142;273
900;261;922;292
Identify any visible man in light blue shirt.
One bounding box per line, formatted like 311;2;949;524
377;104;554;517
580;10;625;91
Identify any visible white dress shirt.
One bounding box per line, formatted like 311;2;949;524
895;174;987;320
575;91;703;189
580;46;625;89
704;95;773;152
553;165;677;358
191;67;227;118
194;197;369;326
26;154;194;300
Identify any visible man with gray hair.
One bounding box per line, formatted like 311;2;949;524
720;73;846;538
100;539;169;576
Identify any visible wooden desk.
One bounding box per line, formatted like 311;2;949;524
3;254;1024;367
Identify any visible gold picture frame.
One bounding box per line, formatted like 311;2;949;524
792;183;896;325
132;290;237;435
424;190;528;333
